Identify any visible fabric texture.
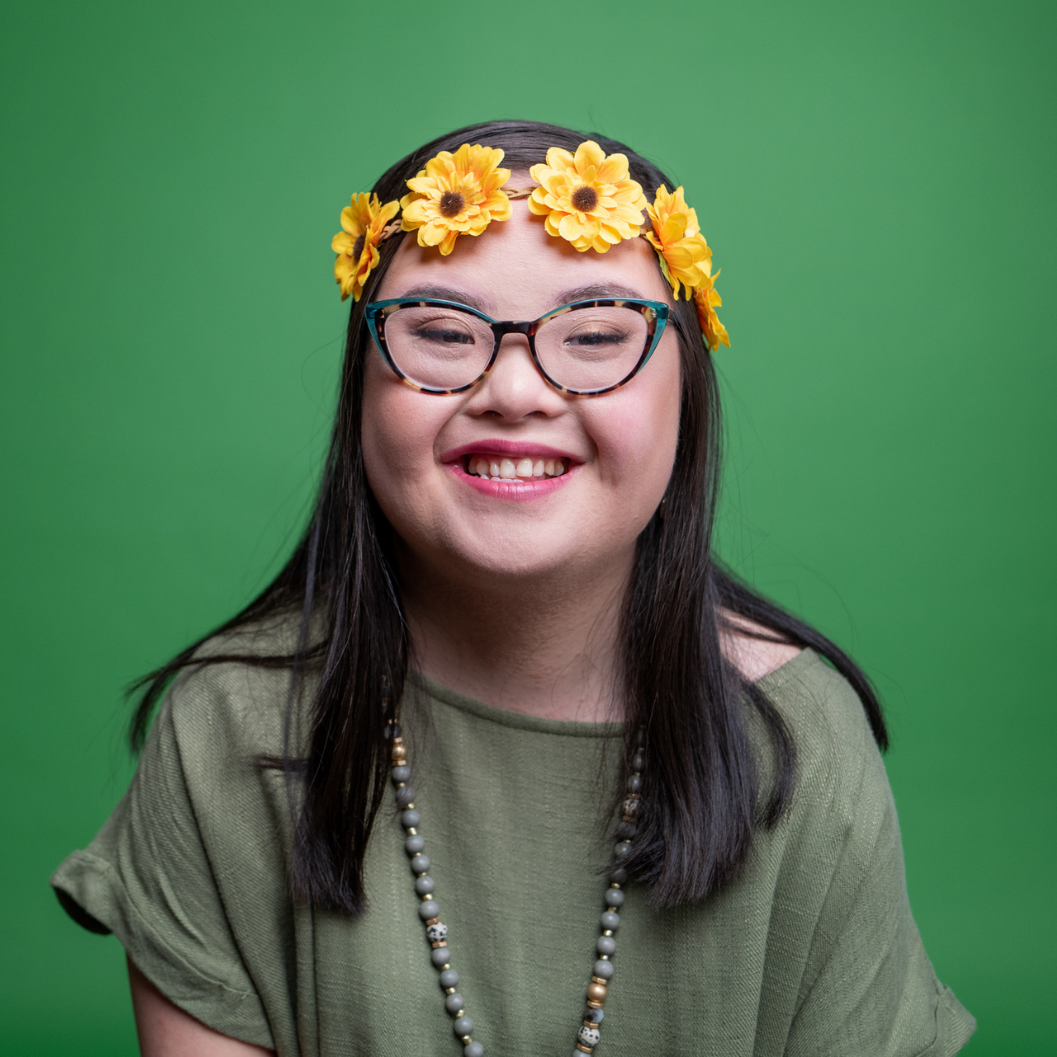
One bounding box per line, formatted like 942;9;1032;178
52;643;975;1056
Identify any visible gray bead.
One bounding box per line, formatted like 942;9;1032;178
632;753;645;771
405;835;425;855
610;866;628;884
410;854;430;873
627;774;643;793
605;887;625;907
596;935;617;956
418;900;439;920
430;947;451;968
614;840;632;858
439;969;459;989
464;1043;484;1057
391;765;411;783
593;959;614;979
396;785;416;808
635;728;646;746
453;1016;474;1037
415;875;435;895
601;911;621;930
445;992;465;1015
401;808;421;828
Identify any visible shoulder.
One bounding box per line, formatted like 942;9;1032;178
756;648;888;843
159;612;311;764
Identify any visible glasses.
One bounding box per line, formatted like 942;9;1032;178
365;297;670;396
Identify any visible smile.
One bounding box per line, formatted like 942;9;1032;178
463;455;568;481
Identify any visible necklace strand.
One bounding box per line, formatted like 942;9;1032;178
388;724;645;1056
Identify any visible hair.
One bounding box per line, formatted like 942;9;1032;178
130;119;886;913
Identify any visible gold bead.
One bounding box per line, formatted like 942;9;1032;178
430;940;447;949
591;975;608;984
425;916;440;926
576;1046;593;1054
392;744;407;763
586;982;607;1004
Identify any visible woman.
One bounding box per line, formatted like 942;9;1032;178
52;120;975;1056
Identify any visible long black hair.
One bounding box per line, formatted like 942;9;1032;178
130;119;886;913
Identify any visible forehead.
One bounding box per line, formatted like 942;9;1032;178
374;200;674;319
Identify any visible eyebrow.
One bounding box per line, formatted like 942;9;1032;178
555;283;648;304
393;286;492;312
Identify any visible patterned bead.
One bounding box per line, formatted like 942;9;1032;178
426;921;448;943
578;1025;601;1047
584;1008;604;1024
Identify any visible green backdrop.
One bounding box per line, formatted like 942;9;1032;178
2;0;1054;1052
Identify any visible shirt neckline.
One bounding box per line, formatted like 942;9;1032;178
407;648;816;738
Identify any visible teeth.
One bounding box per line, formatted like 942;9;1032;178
466;455;568;480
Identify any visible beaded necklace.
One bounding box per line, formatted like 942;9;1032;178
387;723;645;1057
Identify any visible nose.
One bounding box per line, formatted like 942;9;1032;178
463;332;566;421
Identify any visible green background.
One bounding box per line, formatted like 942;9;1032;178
2;0;1053;1052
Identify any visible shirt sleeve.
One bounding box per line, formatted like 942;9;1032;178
50;666;277;1050
779;661;976;1057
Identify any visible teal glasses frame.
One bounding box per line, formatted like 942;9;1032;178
365;297;670;396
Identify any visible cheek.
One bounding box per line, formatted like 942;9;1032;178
360;362;444;511
589;351;681;495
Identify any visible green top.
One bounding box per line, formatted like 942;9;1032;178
52;647;975;1056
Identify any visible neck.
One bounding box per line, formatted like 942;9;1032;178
398;546;633;723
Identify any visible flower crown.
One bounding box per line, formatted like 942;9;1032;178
332;140;729;351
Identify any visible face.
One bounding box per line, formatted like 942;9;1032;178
362;197;682;587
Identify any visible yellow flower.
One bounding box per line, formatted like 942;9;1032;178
695;274;730;350
332;193;400;302
527;141;647;252
645;185;713;300
399;143;512;256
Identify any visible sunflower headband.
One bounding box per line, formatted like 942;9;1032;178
332;140;730;351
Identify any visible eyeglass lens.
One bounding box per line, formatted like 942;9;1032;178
381;304;651;392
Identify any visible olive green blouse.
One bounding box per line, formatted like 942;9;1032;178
52;647;975;1056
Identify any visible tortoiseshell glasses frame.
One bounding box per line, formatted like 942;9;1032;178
365;297;671;396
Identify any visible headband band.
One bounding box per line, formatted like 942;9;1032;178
332;140;729;351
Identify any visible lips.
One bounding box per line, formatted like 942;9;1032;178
441;440;580;495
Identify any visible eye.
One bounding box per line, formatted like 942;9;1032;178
563;328;631;347
411;319;478;345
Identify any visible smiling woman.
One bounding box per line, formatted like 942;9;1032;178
51;120;975;1057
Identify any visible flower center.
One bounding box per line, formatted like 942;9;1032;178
352;234;366;260
571;185;598;212
439;191;466;218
